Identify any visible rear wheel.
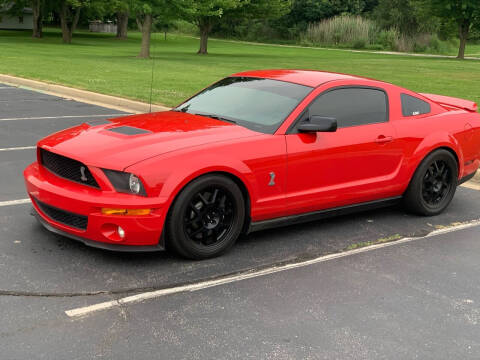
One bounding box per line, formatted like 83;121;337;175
167;175;245;260
403;149;458;216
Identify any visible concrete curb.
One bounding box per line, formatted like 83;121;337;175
0;74;171;114
474;171;480;183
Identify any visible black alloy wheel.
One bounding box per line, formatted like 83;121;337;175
421;160;453;206
403;149;458;216
184;186;235;246
167;175;245;259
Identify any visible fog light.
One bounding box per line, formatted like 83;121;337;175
117;226;125;239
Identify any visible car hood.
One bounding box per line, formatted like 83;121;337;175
37;111;261;170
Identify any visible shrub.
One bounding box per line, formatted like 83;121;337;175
425;34;456;54
427;33;441;52
171;20;198;36
366;44;385;50
413;33;431;52
353;39;367;49
376;28;400;50
394;35;415;52
302;15;378;47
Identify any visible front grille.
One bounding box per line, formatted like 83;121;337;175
39;148;99;188
36;199;88;230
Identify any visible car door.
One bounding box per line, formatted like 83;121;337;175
285;86;404;216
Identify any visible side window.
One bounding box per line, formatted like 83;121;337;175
401;93;431;116
308;88;388;128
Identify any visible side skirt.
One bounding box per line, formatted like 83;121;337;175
458;170;477;185
248;196;402;233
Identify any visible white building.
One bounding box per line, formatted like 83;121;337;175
89;20;117;34
0;7;33;30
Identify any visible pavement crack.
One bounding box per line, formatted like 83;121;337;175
0;288;154;298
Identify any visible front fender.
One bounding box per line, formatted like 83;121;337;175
126;149;259;216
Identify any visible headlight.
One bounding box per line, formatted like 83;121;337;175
129;174;141;194
103;169;147;196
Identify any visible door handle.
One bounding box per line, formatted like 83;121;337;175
375;135;393;144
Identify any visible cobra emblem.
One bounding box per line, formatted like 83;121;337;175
80;166;88;182
268;172;276;186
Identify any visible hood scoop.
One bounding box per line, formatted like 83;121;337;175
85;119;111;127
107;126;152;136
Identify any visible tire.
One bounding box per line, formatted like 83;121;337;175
403;149;458;216
166;174;245;260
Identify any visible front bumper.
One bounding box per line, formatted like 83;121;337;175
24;162;166;251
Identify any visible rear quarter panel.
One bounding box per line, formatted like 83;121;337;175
390;85;480;189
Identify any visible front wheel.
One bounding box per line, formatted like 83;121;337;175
167;175;245;260
403;149;458;216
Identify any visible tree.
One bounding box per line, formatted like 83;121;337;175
428;0;480;59
131;1;156;58
116;9;128;39
85;0;129;39
373;0;417;35
31;0;44;37
190;0;291;55
131;0;189;58
110;0;129;39
188;0;240;55
51;0;84;43
278;0;376;32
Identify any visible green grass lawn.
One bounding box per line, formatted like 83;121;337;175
0;29;479;107
465;43;480;58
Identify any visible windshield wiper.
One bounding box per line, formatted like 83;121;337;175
173;104;190;113
193;112;237;124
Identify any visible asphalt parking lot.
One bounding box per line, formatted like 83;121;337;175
2;83;480;359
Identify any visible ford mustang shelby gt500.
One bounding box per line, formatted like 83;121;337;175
24;70;480;259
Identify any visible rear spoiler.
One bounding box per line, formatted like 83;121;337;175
420;93;478;112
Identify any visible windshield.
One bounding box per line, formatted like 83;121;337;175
174;77;313;134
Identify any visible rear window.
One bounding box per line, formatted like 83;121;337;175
401;94;431;117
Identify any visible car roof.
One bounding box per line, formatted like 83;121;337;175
231;69;374;88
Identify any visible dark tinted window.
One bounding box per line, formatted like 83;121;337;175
401;93;431;116
174;77;312;134
308;88;388;128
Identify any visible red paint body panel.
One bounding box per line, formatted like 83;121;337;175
24;163;166;246
24;70;480;248
231;69;361;87
39;112;258;171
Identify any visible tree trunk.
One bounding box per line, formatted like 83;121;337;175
59;3;81;44
71;7;81;33
457;20;470;59
31;0;42;38
59;3;71;43
116;11;128;39
137;14;152;58
197;18;212;55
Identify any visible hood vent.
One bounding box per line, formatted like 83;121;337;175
107;126;152;136
85;119;112;127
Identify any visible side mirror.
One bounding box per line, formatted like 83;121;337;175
297;116;337;133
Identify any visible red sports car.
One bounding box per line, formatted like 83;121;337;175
24;70;480;259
